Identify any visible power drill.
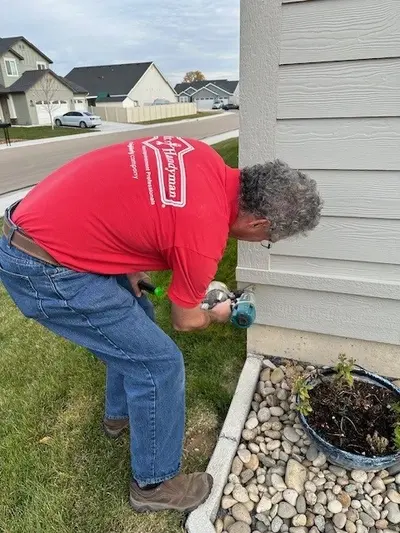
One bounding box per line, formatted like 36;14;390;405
201;281;256;329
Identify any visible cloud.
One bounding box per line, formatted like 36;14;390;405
1;0;240;86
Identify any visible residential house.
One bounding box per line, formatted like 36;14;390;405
174;79;239;110
239;0;400;376
0;36;88;125
65;62;177;108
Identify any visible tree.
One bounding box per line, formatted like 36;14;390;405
32;72;61;129
183;71;206;83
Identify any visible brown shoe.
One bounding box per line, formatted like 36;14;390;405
102;417;129;438
129;472;213;513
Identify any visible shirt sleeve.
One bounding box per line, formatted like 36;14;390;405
165;246;220;308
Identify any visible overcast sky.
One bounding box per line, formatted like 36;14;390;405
2;0;240;86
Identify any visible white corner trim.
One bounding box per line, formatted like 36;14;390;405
186;353;263;533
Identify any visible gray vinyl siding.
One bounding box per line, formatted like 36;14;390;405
239;0;400;348
0;40;50;88
192;86;229;101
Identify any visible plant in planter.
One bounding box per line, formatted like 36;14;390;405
295;354;400;470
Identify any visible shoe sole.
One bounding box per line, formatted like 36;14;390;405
129;477;213;513
102;423;129;439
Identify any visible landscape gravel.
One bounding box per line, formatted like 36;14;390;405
214;359;400;533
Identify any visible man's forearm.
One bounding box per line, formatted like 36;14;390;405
171;301;231;332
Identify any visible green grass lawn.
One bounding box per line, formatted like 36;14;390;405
5;126;96;142
0;138;244;533
139;111;221;125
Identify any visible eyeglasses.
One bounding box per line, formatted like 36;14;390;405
261;241;272;250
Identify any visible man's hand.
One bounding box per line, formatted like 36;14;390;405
127;272;151;297
208;299;232;324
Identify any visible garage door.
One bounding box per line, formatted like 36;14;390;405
35;100;69;125
73;98;87;112
195;97;214;110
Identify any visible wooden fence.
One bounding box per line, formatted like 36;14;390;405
90;103;197;123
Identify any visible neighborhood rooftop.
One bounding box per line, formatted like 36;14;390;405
175;79;239;95
65;62;153;97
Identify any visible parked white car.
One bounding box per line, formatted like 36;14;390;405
54;111;102;129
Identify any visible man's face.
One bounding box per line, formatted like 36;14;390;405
230;213;272;242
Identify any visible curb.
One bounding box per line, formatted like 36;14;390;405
0;112;230;151
185;353;263;533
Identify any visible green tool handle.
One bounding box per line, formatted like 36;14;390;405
137;279;164;297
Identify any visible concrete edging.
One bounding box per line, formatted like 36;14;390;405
186;353;263;533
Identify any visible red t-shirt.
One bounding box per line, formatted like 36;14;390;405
14;136;240;308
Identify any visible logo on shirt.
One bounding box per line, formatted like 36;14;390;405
127;141;138;179
143;136;194;208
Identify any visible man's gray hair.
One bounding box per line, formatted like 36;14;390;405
239;160;323;242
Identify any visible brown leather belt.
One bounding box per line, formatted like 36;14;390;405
3;208;60;267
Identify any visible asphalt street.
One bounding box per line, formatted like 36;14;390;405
0;113;239;195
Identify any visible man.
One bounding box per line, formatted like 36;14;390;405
0;135;322;513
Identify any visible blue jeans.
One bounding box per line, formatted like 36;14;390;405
0;232;185;487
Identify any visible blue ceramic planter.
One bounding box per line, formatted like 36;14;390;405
298;367;400;471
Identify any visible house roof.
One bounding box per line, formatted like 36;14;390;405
6;69;88;95
175;79;239;95
65;62;153;97
0;36;53;63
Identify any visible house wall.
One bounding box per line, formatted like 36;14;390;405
12;93;31;125
26;73;74;124
1;40;50;88
128;64;176;106
239;0;400;377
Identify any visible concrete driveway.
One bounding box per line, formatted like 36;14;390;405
0;113;239;195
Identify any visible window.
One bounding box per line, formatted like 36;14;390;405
37;62;47;70
5;58;18;77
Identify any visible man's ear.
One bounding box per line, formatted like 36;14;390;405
252;218;270;229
